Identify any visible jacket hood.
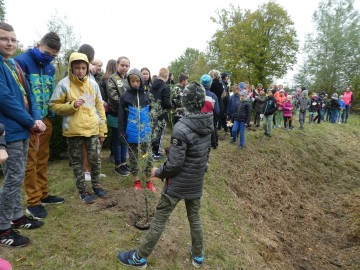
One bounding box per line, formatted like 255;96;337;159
127;68;144;90
68;52;89;83
179;113;213;136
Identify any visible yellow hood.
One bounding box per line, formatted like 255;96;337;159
68;52;90;83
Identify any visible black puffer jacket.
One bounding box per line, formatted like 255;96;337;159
155;112;213;199
149;78;172;121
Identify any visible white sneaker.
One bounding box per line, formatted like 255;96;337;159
84;171;91;181
100;173;107;178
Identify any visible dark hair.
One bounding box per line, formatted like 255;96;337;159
78;44;95;63
140;67;152;84
40;32;61;51
178;73;188;83
0;22;14;32
101;59;117;81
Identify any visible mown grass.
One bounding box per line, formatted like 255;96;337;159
0;114;359;269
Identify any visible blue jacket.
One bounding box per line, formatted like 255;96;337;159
227;94;240;117
0;56;41;142
15;48;56;118
118;68;151;145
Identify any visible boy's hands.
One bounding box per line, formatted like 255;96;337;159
74;98;85;108
31;120;46;135
151;167;158;178
0;149;8;164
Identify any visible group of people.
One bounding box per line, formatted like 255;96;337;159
0;22;214;269
0;20;355;269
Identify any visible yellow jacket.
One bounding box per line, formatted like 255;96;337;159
49;52;107;137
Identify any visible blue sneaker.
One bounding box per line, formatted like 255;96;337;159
191;250;204;268
118;250;147;269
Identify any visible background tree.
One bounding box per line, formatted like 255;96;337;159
0;0;5;22
47;10;81;82
168;48;211;81
295;0;360;97
208;2;298;86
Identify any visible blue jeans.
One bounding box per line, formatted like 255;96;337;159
330;110;338;123
111;127;127;166
232;120;246;146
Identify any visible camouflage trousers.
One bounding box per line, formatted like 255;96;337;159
67;136;101;193
137;193;203;258
128;143;153;178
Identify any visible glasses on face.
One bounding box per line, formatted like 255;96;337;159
0;36;19;45
120;64;129;68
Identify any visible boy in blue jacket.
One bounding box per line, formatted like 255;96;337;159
0;22;46;248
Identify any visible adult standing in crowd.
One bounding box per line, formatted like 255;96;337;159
343;86;354;123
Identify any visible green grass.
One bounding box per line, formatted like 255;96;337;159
1;115;360;269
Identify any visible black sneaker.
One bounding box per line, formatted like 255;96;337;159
11;215;44;230
93;186;108;198
26;205;47;220
152;153;162;160
0;228;30;247
115;165;130;176
41;195;65;205
79;191;95;204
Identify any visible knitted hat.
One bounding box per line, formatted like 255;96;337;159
221;72;228;80
181;81;206;113
200;74;212;88
332;93;338;99
239;82;246;89
302;90;308;96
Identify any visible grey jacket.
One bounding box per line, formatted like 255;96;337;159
155;112;213;199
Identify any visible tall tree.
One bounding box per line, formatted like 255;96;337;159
295;0;360;94
169;48;206;80
47;11;81;81
0;0;5;22
209;2;299;86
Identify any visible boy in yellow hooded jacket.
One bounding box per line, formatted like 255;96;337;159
49;52;107;204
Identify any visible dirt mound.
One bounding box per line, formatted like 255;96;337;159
95;188;159;226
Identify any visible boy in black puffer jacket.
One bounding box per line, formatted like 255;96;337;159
118;82;213;269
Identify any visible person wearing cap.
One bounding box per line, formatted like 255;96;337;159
200;74;219;149
330;93;340;123
342;87;354;123
118;81;213;269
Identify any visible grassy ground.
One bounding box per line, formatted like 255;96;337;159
0;115;359;269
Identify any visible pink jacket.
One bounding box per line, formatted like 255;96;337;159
343;91;353;105
282;101;293;117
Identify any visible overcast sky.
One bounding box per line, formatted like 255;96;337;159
4;0;360;85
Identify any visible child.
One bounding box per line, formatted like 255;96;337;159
274;89;286;128
309;94;318;124
338;95;346;124
49;52;107;204
330;93;340;123
230;92;251;148
298;90;310;129
282;95;293;129
118;68;155;192
0;123;8;164
118;82;213;269
262;90;277;137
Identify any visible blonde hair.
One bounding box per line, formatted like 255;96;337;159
208;69;221;79
91;58;103;67
158;68;169;80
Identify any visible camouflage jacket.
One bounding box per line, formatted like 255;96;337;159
171;84;186;117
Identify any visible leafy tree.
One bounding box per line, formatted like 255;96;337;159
47;10;81;82
295;0;360;95
168;48;210;82
209;2;299;86
0;0;5;22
